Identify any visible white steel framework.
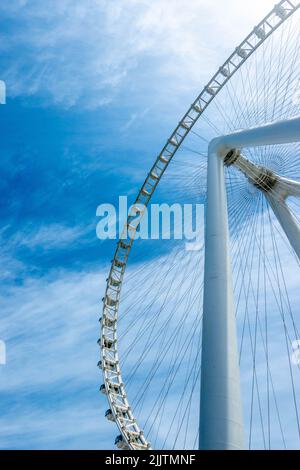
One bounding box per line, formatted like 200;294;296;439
98;0;300;450
200;115;300;450
200;142;245;450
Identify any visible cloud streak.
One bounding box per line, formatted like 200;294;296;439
0;263;118;449
1;0;276;109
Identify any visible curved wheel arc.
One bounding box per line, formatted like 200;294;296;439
99;0;300;450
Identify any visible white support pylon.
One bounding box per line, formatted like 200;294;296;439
266;192;300;260
219;116;300;261
200;142;245;450
200;115;300;450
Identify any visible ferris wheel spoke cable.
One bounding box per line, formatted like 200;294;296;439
123;191;258;396
160;326;202;449
126;174;300;446
119;231;200;313
126;185;264;420
144;312;201;438
121;249;200;364
144;315;201;435
126;256;204;392
235;203;274;449
225;153;300;230
119;245;203;330
119;243;192;326
229;177;296;446
125;192;262;444
127;267;204;396
123;280;203;388
261;200;272;449
133;311;202;437
248;204;300;344
266;205;300;349
122;189;258;370
249;194;267;449
99;2;300;450
266;204;300;439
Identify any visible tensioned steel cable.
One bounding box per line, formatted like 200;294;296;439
100;2;300;450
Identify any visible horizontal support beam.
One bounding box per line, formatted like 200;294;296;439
210;116;300;155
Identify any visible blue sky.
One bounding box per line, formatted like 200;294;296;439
1;0;295;450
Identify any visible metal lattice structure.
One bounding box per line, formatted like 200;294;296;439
98;0;300;450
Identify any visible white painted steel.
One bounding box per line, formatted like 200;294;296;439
99;1;300;450
210;116;300;156
200;115;300;449
267;193;300;260
214;116;300;262
200;145;245;450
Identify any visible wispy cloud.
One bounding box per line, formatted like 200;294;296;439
120;108;150;133
1;0;298;451
0;264;117;449
1;0;276;109
10;223;91;250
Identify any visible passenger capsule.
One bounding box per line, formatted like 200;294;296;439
105;409;115;422
114;259;125;269
103;337;115;349
109;277;121;287
115;435;129;450
102;316;115;328
105;296;118;307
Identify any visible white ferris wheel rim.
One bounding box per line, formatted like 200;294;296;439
99;0;300;451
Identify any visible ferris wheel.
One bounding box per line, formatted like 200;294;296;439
98;0;300;450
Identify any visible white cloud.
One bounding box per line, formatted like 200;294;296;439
1;0;277;108
120;107;150;132
0;223;94;284
0;265;118;449
15;223;91;250
0;220;299;448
